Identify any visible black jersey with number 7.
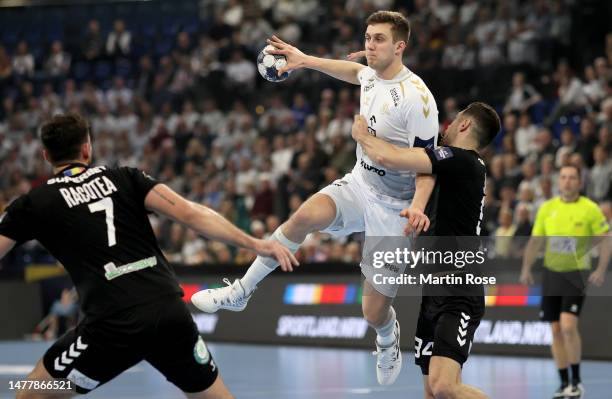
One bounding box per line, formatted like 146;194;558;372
0;164;182;321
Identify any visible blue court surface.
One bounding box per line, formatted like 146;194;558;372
1;341;611;398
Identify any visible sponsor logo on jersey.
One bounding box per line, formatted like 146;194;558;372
193;336;211;365
103;256;157;280
380;102;390;115
433;147;454;161
360;159;386;176
390;87;400;107
48;166;106;185
382;263;399;273
364;78;375;92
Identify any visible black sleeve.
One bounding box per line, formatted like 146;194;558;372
0;196;35;244
123;167;160;203
425;146;478;177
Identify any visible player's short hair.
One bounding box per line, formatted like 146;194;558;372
365;11;410;43
462;102;501;149
40;113;90;164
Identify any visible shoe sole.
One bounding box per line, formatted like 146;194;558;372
191;292;247;313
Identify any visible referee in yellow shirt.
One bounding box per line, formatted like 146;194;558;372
520;164;611;399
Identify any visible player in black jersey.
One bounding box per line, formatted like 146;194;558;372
0;113;298;398
353;102;500;399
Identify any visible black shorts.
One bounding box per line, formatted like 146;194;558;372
43;295;218;394
540;269;587;322
414;296;484;375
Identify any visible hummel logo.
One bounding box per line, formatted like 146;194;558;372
456;313;470;347
54;336;88;372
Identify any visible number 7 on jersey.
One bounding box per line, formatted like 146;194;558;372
88;197;116;247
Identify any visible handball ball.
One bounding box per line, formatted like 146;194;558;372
257;45;291;82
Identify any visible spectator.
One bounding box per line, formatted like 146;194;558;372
507;14;537;65
223;0;244;27
503;72;542;114
515;112;538;157
514;203;533;236
432;0;456;25
555;127;576;167
574;118;598;167
44;40;71;78
494;207;516;258
588;145;612;202
441;29;466;69
583;65;605;107
0;45;12;86
43;288;78;340
478;32;504;66
534;127;558;157
459;0;479;26
12;41;34;78
225;50;256;90
106;19;131;58
82;19;104;61
546;64;586;125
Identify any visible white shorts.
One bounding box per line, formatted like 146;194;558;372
319;173;412;298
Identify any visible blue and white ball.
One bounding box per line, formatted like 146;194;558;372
257;45;291;82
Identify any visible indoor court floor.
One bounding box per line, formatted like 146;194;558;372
1;341;611;398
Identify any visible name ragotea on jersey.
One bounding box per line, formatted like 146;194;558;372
48;167;118;208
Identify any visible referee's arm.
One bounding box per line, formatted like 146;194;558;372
589;232;611;287
520;203;548;285
520;236;546;285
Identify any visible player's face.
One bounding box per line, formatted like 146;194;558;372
441;112;462;145
364;24;399;71
559;167;581;197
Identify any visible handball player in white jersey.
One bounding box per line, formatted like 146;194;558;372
193;10;439;385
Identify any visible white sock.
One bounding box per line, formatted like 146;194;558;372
240;227;301;293
375;307;397;347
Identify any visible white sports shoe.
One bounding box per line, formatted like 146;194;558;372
372;320;402;385
563;383;584;398
191;278;253;313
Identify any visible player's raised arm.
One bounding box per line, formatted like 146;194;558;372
266;35;364;85
145;184;298;270
351;115;432;173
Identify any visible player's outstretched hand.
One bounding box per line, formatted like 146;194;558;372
346;50;366;61
519;270;534;285
588;269;605;287
254;239;299;272
400;207;430;236
266;35;308;76
351;115;368;141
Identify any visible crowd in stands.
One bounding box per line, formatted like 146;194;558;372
0;0;610;269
